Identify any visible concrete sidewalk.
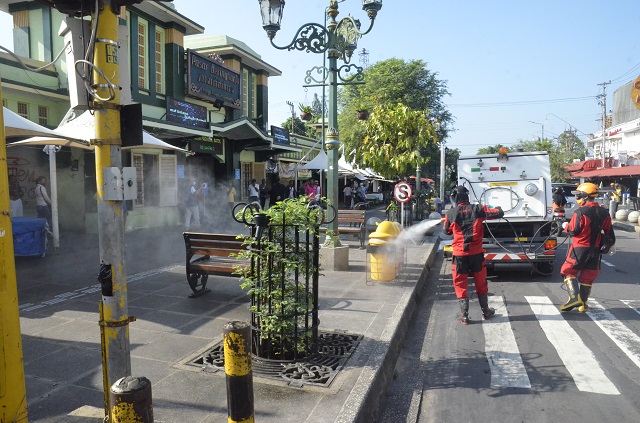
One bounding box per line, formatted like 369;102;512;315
15;224;439;422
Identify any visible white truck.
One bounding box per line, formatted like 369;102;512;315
455;150;557;274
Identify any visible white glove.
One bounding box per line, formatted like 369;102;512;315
562;222;569;230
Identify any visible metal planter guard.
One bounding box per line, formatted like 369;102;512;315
235;202;322;361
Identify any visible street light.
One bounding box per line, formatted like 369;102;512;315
258;0;382;246
529;120;544;142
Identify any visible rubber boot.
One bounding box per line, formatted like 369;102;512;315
560;276;583;312
578;284;592;312
458;298;470;325
478;293;496;320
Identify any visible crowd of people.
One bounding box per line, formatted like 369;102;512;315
180;176;329;231
8;173;52;229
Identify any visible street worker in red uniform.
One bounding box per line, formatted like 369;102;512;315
559;182;615;312
443;186;504;324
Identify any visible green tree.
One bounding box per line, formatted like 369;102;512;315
282;116;315;139
476;144;509;155
311;93;327;119
512;138;554;152
509;134;585;182
356;103;436;178
551;131;585;181
338;58;452;173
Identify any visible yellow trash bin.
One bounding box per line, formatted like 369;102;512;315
368;221;401;281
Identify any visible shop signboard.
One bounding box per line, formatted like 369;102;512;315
190;137;223;155
187;50;241;109
166;97;209;129
271;125;290;145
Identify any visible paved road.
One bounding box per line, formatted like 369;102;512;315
377;229;640;423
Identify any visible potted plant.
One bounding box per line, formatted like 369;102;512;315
299;104;313;121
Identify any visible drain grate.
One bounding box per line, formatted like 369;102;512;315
185;330;363;388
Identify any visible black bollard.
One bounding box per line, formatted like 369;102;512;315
109;376;153;422
224;321;254;423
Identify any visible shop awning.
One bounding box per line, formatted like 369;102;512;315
566;160;586;172
573;165;640;178
211;118;269;141
143;117;211;139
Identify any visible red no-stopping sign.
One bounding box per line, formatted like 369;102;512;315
394;182;412;203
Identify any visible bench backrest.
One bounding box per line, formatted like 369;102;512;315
183;233;247;257
336;210;365;224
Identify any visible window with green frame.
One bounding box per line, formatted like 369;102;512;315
154;28;165;94
137;18;148;91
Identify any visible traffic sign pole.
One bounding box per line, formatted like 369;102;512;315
394;182;412;227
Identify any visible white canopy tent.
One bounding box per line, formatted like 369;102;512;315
7;109;191;248
3;106;71;139
9;109;191;154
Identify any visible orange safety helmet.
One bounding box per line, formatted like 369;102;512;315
572;182;599;205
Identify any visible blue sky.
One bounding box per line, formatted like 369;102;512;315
2;1;639;157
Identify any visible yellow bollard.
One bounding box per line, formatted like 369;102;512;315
109;376;153;422
224;321;254;423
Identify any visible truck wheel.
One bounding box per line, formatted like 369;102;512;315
536;262;554;275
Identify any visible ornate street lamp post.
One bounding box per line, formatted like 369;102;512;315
258;0;382;245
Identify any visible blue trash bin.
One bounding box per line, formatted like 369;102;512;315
12;217;47;257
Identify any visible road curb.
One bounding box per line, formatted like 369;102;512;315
338;236;440;423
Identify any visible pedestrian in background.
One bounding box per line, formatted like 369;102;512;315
259;178;269;209
343;184;352;209
269;176;287;206
9;174;24;217
248;179;260;204
287;180;297;199
35;176;52;230
226;183;236;217
559;183;615;312
305;179;316;199
443;185;504;324
184;180;201;230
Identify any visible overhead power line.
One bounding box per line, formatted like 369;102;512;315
448;95;598;108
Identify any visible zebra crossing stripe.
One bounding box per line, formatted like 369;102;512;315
525;296;620;395
482;296;531;388
587;300;640;371
621;300;640;318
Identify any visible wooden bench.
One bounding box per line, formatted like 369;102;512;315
183;232;249;298
320;209;367;248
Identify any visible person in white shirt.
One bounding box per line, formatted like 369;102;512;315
248;179;260;204
35;176;52;229
343;185;352;209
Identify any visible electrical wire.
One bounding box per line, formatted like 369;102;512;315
448;95;598;108
0;43;68;73
73;0;117;103
610;61;640;84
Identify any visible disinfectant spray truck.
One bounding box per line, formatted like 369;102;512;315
453;149;557;274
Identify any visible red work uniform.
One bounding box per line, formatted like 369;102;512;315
560;202;615;285
443;202;504;299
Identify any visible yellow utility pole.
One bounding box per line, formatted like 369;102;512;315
91;0;132;413
0;83;29;421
